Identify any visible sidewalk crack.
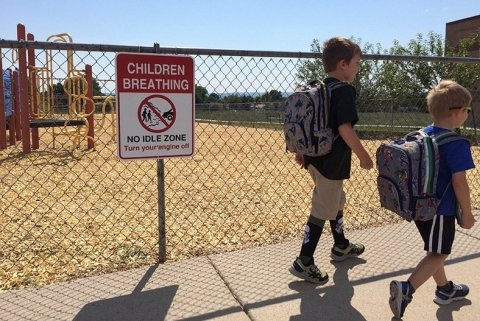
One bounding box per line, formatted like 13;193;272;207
206;255;256;321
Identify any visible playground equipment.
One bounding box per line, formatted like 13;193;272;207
94;95;116;142
0;23;116;153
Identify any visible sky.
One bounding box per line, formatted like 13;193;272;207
0;0;478;52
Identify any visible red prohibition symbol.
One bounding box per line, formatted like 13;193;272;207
138;94;176;133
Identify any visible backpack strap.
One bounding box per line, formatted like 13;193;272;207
304;80;328;133
417;130;437;194
323;80;348;135
419;129;467;195
327;81;348;91
434;131;467;146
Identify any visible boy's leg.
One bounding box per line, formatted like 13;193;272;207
288;165;339;284
390;240;447;319
329;193;365;261
288;216;328;284
389;215;459;317
329;209;349;247
410;255;470;304
408;215;455;290
408;252;448;290
304;168;365;262
427;217;470;304
432;264;448;288
299;216;325;263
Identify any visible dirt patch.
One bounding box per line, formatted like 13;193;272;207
1;120;479;289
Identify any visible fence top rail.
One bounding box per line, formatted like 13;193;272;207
1;39;480;63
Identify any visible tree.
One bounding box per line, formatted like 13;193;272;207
296;39;326;86
296;37;388;111
208;92;220;103
297;32;480;112
259;90;283;102
378;33;444;100
92;79;103;96
54;77;104;96
195;84;208;104
52;82;65;95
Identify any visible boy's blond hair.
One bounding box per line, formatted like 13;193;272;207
427;80;472;119
322;37;362;73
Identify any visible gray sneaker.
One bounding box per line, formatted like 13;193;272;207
288;257;328;284
331;242;365;261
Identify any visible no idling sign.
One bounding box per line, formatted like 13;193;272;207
116;53;195;160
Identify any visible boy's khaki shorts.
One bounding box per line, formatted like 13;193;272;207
308;165;346;220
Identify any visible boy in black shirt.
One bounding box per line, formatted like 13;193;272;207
288;37;373;284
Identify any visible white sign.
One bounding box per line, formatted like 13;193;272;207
116;53;195;160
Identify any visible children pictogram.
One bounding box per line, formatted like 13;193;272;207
137;94;176;133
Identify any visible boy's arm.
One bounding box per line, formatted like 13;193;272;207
452;171;476;229
338;123;373;169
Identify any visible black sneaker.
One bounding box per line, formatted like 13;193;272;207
389;280;413;318
288;257;328;284
434;281;469;305
331;242;365;262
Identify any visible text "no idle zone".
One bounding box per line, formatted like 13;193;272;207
127;134;187;143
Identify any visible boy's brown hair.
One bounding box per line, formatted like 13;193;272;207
427;80;472;119
322;37;362;73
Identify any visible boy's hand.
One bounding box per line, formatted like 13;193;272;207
359;155;374;170
460;214;477;229
452;172;475;229
294;153;304;167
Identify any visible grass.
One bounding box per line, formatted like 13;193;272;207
196;108;479;141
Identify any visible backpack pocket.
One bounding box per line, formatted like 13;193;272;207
377;176;412;221
313;128;334;156
413;196;438;221
283;122;308;154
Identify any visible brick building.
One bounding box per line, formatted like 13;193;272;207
445;14;480;56
445;15;480;128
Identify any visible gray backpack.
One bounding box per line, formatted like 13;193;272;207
376;130;466;221
283;80;345;156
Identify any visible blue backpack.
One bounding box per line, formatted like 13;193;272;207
376;130;466;221
283;80;345;156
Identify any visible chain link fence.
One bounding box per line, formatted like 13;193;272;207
1;38;479;290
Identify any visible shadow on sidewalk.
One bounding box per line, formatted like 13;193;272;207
436;299;472;321
288;257;367;321
73;285;178;321
73;264;178;321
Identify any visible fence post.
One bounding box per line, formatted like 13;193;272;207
27;33;39;150
470;103;478;144
85;64;95;149
154;42;167;263
12;71;21;142
17;24;31;153
157;159;167;263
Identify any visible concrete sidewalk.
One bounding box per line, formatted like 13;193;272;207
1;220;479;321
